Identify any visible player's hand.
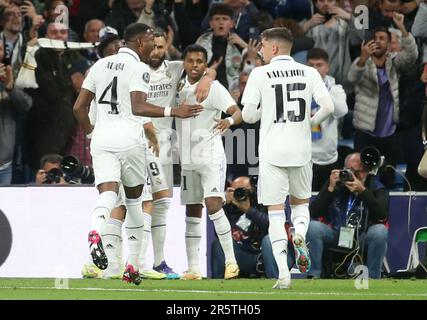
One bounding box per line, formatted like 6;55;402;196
35;169;47;185
328;169;341;192
195;74;212;103
213;118;231;135
173;103;203;118
148;140;160;157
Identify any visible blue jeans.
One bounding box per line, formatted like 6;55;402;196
306;220;388;279
0;163;12;185
211;235;280;279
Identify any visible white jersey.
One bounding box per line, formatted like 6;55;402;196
82;47;150;152
241;55;330;167
148;60;183;134
175;78;236;170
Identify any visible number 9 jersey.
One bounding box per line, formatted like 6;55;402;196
82;47;150;153
241;55;330;167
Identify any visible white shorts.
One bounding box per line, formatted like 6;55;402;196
91;146;146;188
180;157;226;205
142;148;169;202
258;160;312;206
158;138;174;193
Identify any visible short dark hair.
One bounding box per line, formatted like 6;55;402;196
307;47;329;62
40;154;63;168
373;26;391;40
153;31;167;40
182;44;208;62
261;27;294;46
124;23;152;42
209;3;234;20
45;0;69;10
98;34;120;58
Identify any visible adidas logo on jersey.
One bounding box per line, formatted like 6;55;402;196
211;187;218;192
128;236;137;241
106;244;114;249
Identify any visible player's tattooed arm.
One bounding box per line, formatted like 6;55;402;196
143;122;160;157
195;68;216;102
73;88;95;136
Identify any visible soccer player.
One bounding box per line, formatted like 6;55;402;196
73;23;203;285
241;27;334;289
175;44;242;280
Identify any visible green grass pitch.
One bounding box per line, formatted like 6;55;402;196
0;278;427;300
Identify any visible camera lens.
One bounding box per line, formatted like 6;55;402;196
45;167;63;184
233;188;249;201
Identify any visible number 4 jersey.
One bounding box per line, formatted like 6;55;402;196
241;55;330;167
82;47;150;152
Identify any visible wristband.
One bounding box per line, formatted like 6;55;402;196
164;107;172;117
226;117;234;126
86;131;93;139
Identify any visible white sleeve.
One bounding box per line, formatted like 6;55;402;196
311;95;334;126
242;103;261;123
88;100;97;125
329;84;348;119
81;65;96;93
241;68;261;106
129;63;150;94
207;82;236;113
311;68;330;103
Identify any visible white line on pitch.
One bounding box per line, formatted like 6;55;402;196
1;286;427;297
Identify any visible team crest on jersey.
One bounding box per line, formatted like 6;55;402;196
143;72;150;83
165;70;172;79
177;79;185;92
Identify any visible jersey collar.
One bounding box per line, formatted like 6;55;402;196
118;47;140;62
270;55;294;63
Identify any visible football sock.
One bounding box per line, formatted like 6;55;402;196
268;210;290;279
91;190;117;234
209;209;236;265
139;212;152;270
125;196;144;269
103;218;123;268
185;216;202;273
151;198;170;266
291;203;310;241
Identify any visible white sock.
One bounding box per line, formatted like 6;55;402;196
185;216;202;273
139;212;152;270
151;198;170;267
91;191;117;234
103;218;122;270
125;196;144;269
269;210;289;279
209;209;236;265
291;203;310;241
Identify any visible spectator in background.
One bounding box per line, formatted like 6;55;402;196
348;18;418;188
34;153;67;184
307;152;389;279
188;4;244;90
369;0;414;31
81;19;105;62
40;0;79;41
273;18;314;64
0;39;32;185
211;176;287;279
302;0;364;93
26;22;91;171
200;0;259;42
105;0;144;37
68;0;110;40
307;48;348;191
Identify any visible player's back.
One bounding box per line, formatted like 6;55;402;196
248;57;325;167
83;47;150;152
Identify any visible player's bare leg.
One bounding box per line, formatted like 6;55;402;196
122;184;144;285
289;196;311;274
205;197;239;280
183;204;203;280
268;203;291;289
87;182;119;271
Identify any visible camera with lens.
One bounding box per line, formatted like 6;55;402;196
339;168;354;182
233;187;251;201
44;167;64;184
361;146;384;174
60;155;95;184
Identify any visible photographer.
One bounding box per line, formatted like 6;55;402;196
210;176;280;279
35;153;67;184
307;152;389;279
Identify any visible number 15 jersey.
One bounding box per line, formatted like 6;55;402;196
241;55;330;167
82;47;150;152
